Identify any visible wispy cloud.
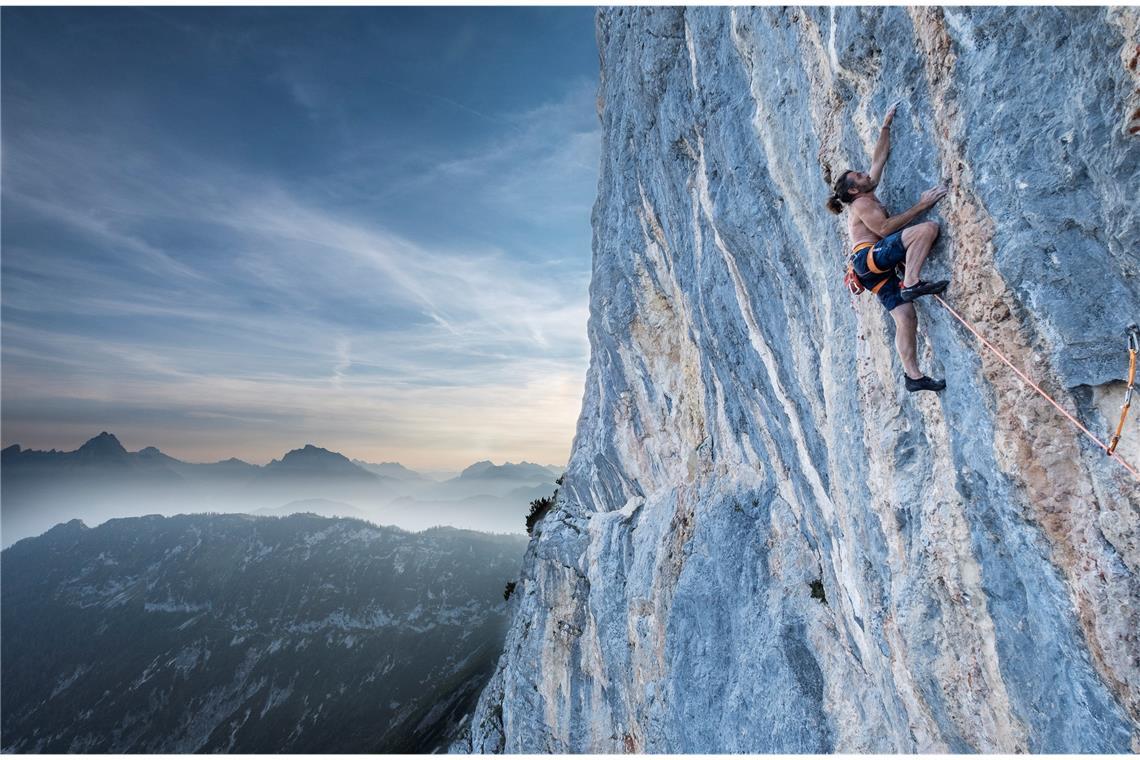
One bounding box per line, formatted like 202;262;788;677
420;77;602;217
330;336;352;389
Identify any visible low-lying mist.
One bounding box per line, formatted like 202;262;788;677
2;436;561;546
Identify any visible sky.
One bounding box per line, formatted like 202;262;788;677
1;7;600;469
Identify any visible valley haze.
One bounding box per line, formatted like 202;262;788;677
2;431;564;547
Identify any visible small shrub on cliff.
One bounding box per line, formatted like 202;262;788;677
524;475;565;535
809;578;827;605
525;495;555;535
503;581;517;601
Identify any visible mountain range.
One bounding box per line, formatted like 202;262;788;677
1;433;563;546
2;433;561;483
1;512;528;752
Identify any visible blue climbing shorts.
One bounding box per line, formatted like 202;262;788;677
852;230;907;312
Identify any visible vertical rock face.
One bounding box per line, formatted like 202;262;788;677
456;7;1140;753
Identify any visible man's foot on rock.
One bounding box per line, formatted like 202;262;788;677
899;279;949;302
905;374;946;392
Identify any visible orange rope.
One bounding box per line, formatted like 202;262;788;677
932;295;1140;483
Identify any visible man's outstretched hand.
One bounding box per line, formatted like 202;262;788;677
882;100;901;129
920;185;948;209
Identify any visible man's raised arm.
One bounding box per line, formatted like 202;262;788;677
853;185;947;238
868;102;899;187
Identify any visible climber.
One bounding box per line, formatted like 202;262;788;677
826;102;950;393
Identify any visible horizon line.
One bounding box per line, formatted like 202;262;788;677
2;430;569;472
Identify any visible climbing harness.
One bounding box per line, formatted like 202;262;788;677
933;295;1140;483
1107;324;1139;456
845;241;896;296
844;243;870;294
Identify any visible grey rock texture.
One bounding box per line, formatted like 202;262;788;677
453;7;1140;754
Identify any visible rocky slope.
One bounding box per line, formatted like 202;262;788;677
1;513;527;752
454;7;1140;753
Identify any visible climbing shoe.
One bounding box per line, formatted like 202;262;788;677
905;374;946;393
899;279;950;302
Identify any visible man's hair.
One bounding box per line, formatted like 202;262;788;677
826;170;857;215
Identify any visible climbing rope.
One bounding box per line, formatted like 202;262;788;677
932;295;1140;483
1107;324;1139;456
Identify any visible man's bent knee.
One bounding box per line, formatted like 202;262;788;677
925;221;940;238
890;302;917;324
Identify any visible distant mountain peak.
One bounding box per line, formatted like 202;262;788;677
264;444;376;478
76;432;128;458
351;459;425;480
459;460;496;478
279;444;344;462
42;518;90;538
457;460;557;482
135;446;183;467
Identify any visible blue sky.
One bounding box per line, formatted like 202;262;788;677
1;7;600;469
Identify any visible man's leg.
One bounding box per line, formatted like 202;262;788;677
890;302;922;379
900;221;940;287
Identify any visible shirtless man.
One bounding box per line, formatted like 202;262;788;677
827;103;950;393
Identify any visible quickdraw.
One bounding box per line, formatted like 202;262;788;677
1107;324;1139;456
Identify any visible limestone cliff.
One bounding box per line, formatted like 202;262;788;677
455;7;1140;753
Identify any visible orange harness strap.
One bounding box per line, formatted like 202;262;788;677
865;248;890;275
852;241;890;274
